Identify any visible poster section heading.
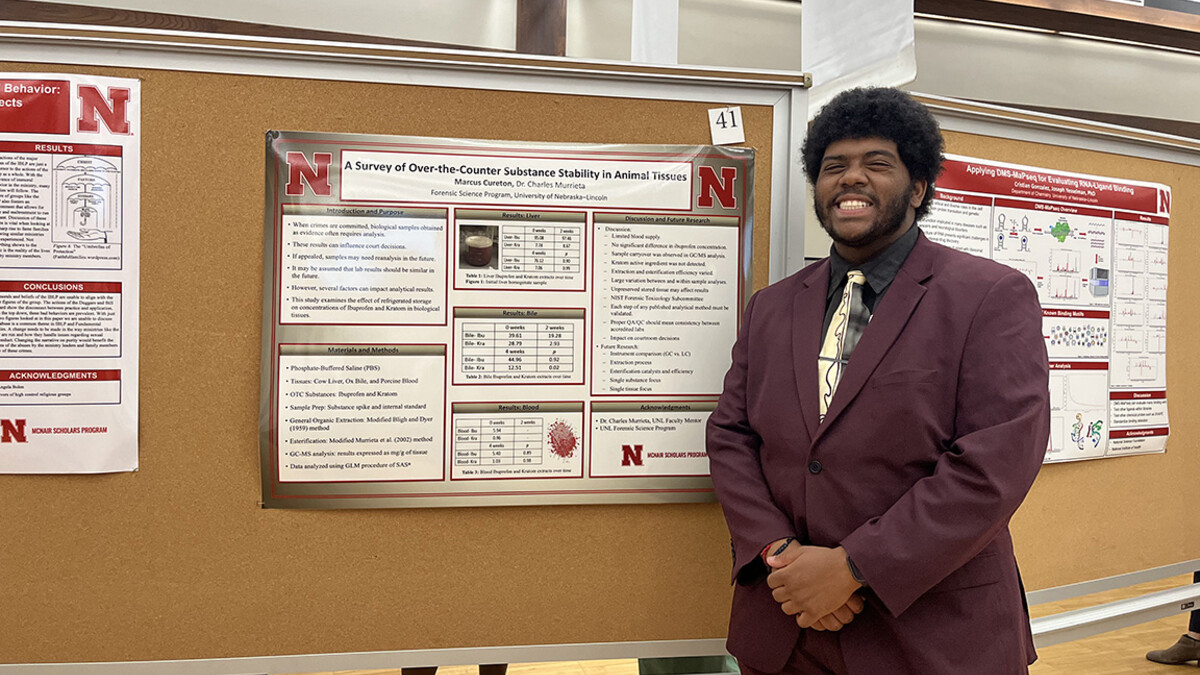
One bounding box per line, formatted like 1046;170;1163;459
263;133;752;506
924;154;1169;463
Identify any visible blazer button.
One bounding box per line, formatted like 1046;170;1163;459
808;460;822;474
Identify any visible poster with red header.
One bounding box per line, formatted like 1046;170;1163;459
0;74;140;473
259;131;752;508
925;154;1169;462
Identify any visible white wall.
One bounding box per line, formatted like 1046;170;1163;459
566;0;801;69
566;0;631;61
911;17;1200;125
33;0;519;50
567;3;1200;127
34;0;1200;128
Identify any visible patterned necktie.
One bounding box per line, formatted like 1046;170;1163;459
818;270;869;420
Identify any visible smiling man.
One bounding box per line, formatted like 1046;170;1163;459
706;88;1050;674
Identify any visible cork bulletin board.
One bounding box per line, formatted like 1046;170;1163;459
937;127;1200;589
0;49;1195;668
0;59;776;664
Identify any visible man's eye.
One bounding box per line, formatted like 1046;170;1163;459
821;164;844;173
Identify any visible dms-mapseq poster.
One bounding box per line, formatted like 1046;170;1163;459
0;74;140;473
259;132;753;508
924;155;1170;463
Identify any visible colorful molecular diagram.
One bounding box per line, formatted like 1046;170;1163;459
1071;413;1104;450
1051;217;1072;243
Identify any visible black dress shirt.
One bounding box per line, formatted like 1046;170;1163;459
822;225;920;337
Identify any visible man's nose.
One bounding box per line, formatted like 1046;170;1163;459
838;162;868;186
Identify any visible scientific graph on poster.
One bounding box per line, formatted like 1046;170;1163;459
922;155;1170;462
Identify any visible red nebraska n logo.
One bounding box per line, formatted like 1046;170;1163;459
621;444;643;466
698;165;737;209
1;419;27;443
286;151;333;196
77;86;131;134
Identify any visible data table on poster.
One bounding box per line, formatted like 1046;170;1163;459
453;417;543;467
449;402;585;480
460;321;575;374
454;308;585;384
500;223;582;273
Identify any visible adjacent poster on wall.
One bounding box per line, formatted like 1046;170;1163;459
259;132;753;507
0;73;140;473
925;154;1170;463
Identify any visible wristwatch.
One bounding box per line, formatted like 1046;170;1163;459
846;554;868;587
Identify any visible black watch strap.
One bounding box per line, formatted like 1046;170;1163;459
846;554;868;587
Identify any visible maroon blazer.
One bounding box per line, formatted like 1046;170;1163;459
707;231;1049;674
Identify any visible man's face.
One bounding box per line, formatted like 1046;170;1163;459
813;136;927;263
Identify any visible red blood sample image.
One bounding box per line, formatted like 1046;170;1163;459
547;420;577;459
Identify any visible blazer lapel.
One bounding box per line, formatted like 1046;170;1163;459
792;261;829;441
815;234;936;439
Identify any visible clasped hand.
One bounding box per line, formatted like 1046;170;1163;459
765;542;864;631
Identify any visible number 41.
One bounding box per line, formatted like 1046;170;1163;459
714;109;739;129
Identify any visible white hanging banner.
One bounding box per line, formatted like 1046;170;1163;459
631;0;680;64
801;0;916;114
0;73;140;473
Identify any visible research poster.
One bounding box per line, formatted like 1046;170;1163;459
925;155;1170;462
260;132;752;507
0;74;140;473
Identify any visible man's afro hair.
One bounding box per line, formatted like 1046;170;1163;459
802;87;945;221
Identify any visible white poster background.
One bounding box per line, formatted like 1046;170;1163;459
0;73;140;473
926;153;1169;462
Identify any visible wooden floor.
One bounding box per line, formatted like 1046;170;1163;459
1027;574;1196;674
290;575;1196;675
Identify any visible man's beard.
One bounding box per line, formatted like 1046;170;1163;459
816;182;915;249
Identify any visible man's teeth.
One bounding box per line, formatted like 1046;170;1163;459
839;199;869;210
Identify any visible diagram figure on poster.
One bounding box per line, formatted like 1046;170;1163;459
997;212;1030;232
65;189;109;242
1071;413;1104;449
1051;217;1072;243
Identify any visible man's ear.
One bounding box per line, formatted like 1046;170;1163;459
910;180;928;208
